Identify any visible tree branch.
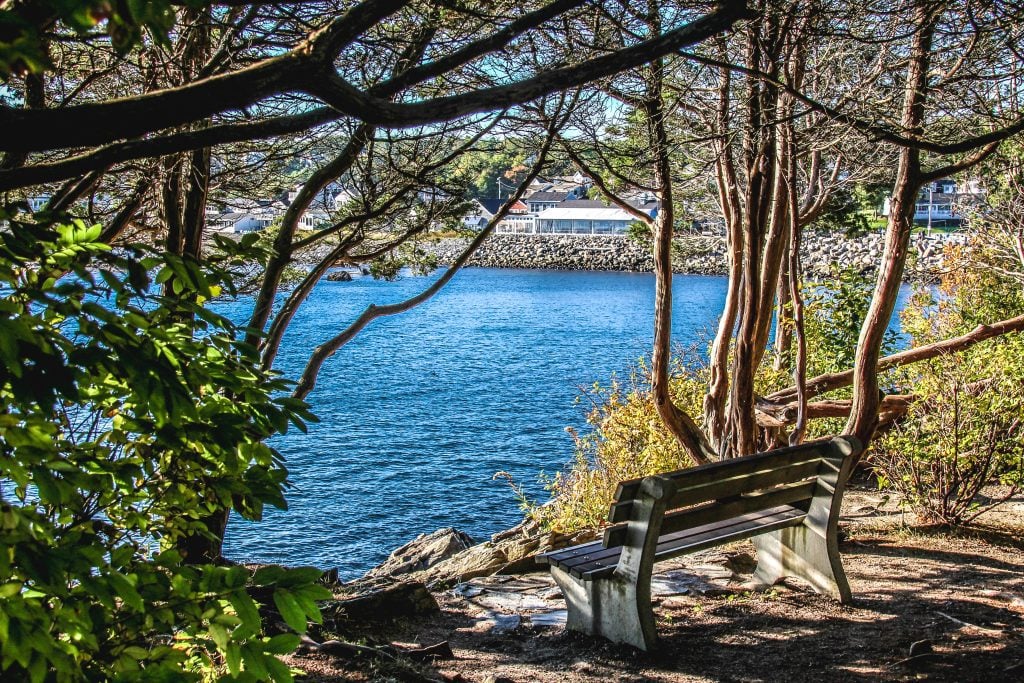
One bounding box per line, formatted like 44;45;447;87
768;314;1024;404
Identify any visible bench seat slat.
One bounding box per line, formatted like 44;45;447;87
545;505;806;579
575;506;806;580
603;479;817;548
571;506;806;580
537;539;605;566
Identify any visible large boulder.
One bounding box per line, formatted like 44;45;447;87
361;527;475;581
415;519;599;587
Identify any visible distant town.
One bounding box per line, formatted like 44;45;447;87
22;173;985;238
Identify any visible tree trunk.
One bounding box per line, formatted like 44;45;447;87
648;57;716;466
844;0;935;448
704;56;743;454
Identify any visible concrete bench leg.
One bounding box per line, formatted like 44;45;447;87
752;525;851;602
550;475;676;651
550;566;656;651
754;440;854;603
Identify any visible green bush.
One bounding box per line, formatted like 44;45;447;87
875;357;1024;526
530;361;705;533
0;215;329;681
872;243;1024;526
802;266;898;377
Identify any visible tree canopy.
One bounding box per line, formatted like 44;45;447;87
2;0;1024;680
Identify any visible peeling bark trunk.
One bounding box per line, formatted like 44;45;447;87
648;55;716;466
844;1;935;448
704;56;743;454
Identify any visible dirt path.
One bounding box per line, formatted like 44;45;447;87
289;490;1024;682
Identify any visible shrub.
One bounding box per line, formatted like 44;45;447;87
872;238;1024;526
0;215;329;681
875;358;1024;526
530;361;705;533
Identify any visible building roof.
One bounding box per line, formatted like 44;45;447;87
477;198;527;215
217;212;252;221
555;199;612;209
526;191;568;203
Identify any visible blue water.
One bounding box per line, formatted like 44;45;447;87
220;268;906;578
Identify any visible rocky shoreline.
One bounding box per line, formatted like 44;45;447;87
412;231;955;279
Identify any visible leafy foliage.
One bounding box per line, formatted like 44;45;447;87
873;244;1024;526
0;0;190;77
0;214;328;681
803;266;898;377
530;361;705;533
812;186;873;237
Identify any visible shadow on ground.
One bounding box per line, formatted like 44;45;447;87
291;525;1024;682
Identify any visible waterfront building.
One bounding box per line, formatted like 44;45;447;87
212;212;276;233
881;177;985;229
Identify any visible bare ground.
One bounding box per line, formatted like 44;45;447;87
287;488;1024;683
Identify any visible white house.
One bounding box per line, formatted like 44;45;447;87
212;212;276;233
882;178;981;228
298;209;329;230
535;205;640;235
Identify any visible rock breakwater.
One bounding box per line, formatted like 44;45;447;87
418;232;956;279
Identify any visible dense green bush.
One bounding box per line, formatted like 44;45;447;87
0;215;328;681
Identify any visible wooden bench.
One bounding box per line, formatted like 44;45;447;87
539;436;861;650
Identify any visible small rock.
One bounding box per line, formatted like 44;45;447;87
482;677;516;683
528;609;567;627
322;581;439;626
325;270;352;281
483;613;522;634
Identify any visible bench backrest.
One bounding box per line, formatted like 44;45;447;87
601;437;857;548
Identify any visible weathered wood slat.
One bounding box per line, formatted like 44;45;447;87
603;479;816;548
666;459;822;510
612;439;833;503
536;539;605;566
609;458;822;523
559;506;806;579
581;508;808;581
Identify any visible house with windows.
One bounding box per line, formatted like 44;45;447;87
525;191;569;213
534;199;655;235
212;212;276;233
881;177;985;228
470;198;535;233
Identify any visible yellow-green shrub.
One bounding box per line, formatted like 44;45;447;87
530;363;705;533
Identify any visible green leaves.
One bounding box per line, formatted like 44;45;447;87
0;219;323;681
1;1;191;78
